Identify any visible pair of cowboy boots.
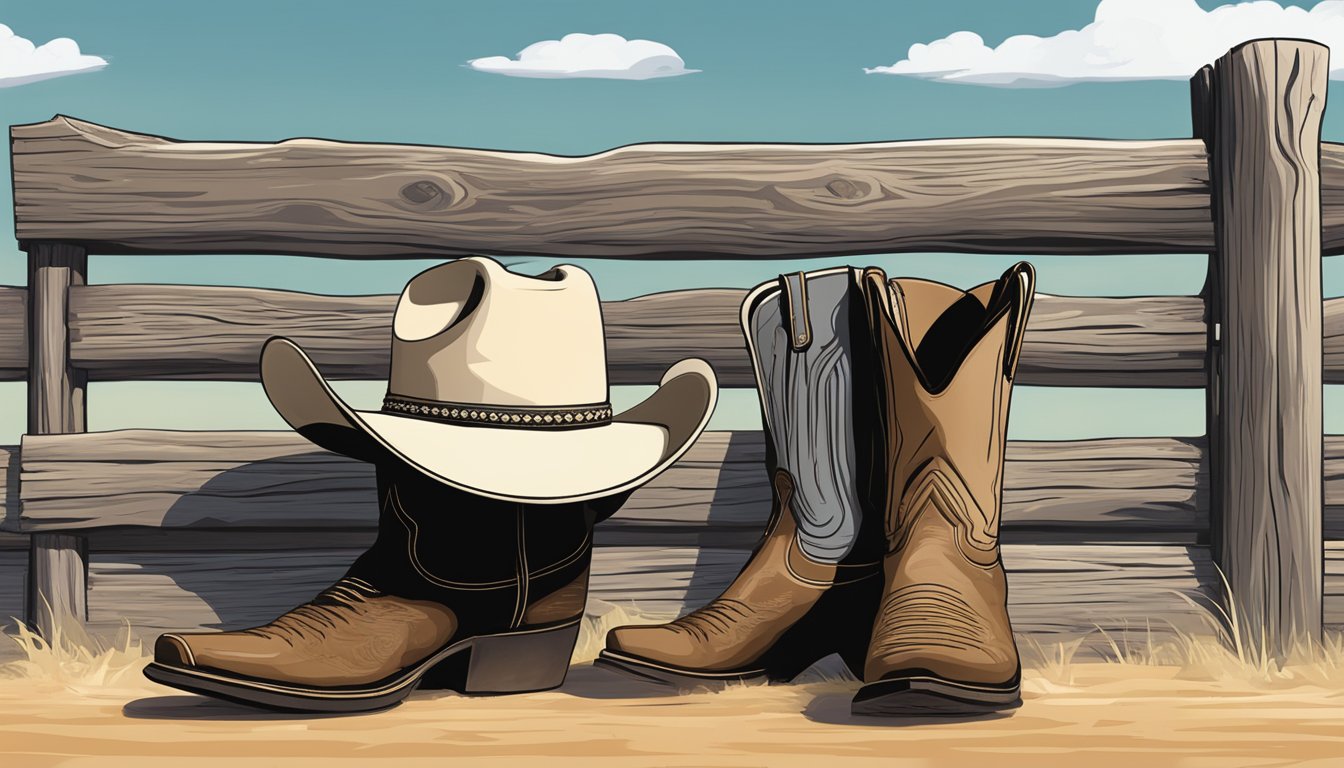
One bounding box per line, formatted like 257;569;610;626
599;262;1035;716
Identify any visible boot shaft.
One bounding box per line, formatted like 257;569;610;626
742;266;886;567
349;463;599;630
861;263;1034;550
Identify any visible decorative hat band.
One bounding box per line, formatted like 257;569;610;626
381;394;614;430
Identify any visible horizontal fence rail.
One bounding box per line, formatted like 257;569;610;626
81;542;1220;654
12;117;1218;258
0;284;1335;386
65;285;1209;387
0;288;26;378
15;116;1344;259
4;431;1213;541
7;433;1209;540
8;428;1344;540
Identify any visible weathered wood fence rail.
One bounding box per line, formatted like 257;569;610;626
1;39;1337;661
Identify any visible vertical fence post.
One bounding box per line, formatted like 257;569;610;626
24;242;89;638
1203;39;1327;661
1191;65;1223;564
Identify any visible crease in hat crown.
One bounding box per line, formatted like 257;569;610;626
385;257;611;423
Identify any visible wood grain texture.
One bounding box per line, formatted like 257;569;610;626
27;533;88;636
27;245;86;434
78;543;1221;659
25;244;89;640
1326;542;1344;626
68;284;1210;387
12;117;1215;258
1207;39;1326;658
1316;142;1344;253
0;446;18;526
0;288;27;381
15;118;1344;257
30;432;1344;536
46;281;1344;387
10;430;1206;539
0;549;26;662
1192;64;1226;575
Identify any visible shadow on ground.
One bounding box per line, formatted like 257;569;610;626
801;690;1016;727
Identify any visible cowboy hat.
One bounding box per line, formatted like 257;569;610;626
260;257;717;504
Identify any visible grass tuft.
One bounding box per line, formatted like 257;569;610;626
571;600;677;664
0;615;149;687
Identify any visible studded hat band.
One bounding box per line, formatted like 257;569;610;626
381;394;614;430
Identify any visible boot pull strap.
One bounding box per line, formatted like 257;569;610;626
1002;262;1036;379
779;271;812;352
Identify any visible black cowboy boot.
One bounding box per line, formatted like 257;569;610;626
146;463;625;713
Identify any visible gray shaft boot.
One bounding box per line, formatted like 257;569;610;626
596;267;884;688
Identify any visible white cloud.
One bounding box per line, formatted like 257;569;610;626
866;0;1344;87
468;33;697;80
1;23;107;89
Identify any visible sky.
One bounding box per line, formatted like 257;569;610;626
1;0;1342;440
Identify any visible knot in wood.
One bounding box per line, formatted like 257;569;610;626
825;178;864;200
400;180;446;205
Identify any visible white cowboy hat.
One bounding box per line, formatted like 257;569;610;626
260;257;718;504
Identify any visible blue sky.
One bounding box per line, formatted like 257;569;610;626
1;0;1341;439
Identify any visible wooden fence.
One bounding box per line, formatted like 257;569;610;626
2;38;1341;661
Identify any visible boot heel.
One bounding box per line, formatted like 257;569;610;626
422;621;581;695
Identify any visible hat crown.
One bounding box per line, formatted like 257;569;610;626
388;258;608;407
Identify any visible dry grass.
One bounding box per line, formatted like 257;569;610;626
7;592;1344;689
2;598;1344;766
0;618;149;688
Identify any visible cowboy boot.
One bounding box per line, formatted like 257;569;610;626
597;267;885;688
145;462;623;713
851;262;1035;716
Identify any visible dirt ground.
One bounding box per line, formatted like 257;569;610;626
1;660;1343;768
2;604;1343;767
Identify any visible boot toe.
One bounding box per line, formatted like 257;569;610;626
604;624;694;663
153;633;198;668
152;631;281;677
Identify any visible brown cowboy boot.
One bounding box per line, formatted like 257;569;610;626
852;262;1035;717
145;462;620;713
597;268;885;688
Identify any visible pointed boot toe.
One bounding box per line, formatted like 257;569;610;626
153;633;197;668
597;623;765;690
602;624;682;658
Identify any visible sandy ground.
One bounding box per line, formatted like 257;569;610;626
0;661;1342;768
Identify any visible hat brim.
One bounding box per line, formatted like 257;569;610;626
259;338;718;504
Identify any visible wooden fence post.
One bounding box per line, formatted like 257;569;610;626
24;242;89;638
1203;39;1327;660
1191;65;1223;565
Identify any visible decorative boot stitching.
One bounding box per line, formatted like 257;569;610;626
526;526;593;580
891;463;1000;569
784;536;840;588
829;561;885;586
668;598;756;643
868;583;994;659
343;577;379;594
511;504;529;629
242;578;379;643
388;484;519;590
